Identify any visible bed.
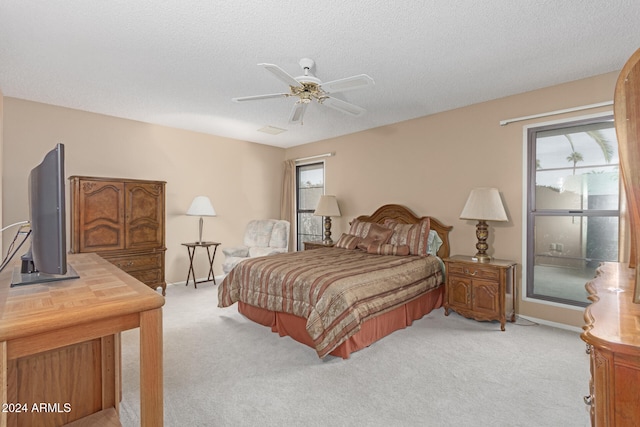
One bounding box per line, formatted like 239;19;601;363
218;204;452;359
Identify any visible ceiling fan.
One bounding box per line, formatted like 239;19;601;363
232;58;375;125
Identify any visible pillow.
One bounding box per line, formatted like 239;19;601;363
383;218;431;256
356;223;394;250
427;230;443;256
335;233;360;250
366;243;410;256
348;219;373;238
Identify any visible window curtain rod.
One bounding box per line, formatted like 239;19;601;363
499;101;613;126
293;152;335;163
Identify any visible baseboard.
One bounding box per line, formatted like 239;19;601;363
167;275;226;287
516;314;583;333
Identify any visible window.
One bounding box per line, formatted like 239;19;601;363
296;162;324;250
526;116;619;307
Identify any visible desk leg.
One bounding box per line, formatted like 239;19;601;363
186;246;197;288
1;341;6;427
100;334;119;412
510;266;517;323
140;308;163;427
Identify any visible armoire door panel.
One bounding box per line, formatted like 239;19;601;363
83;185;123;224
125;183;164;249
83;225;123;250
78;181;125;253
127;224;161;247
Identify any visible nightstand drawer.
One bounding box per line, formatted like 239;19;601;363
448;264;499;280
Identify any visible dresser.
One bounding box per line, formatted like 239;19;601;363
69;176;167;295
443;255;516;331
581;262;640;426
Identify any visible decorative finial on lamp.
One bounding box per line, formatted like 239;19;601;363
186;196;216;244
460;187;508;262
314;195;341;244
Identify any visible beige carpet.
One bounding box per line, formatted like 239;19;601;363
118;280;591;427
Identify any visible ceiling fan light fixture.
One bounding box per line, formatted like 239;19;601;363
233;58;374;124
289;102;308;124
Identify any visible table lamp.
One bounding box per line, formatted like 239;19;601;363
187;196;216;243
459;187;508;262
314;195;341;244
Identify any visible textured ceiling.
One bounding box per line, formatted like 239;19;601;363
1;1;640;148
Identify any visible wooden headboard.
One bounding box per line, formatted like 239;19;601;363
355;204;452;258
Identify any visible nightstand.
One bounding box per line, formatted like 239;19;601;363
443;255;516;331
303;240;335;250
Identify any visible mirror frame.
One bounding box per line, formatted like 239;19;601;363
614;47;640;303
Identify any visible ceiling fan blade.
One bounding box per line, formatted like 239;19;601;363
232;93;289;102
320;74;374;94
259;63;302;88
289;102;308;124
321;96;366;116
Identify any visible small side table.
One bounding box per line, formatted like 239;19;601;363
182;241;221;288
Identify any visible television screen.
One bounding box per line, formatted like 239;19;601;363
11;143;79;286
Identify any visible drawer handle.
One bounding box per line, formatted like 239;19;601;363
463;268;477;276
115;261;135;268
583;395;593;406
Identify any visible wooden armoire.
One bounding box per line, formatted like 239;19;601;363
69;176;167;295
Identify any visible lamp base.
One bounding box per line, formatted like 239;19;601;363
323;217;333;244
473;220;491;262
198;216;204;244
473;253;492;263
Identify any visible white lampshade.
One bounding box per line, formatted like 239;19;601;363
314;195;341;217
186;196;216;217
460;188;507;222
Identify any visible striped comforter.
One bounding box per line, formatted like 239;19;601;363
218;247;444;358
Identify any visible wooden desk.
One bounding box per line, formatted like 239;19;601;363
0;253;164;426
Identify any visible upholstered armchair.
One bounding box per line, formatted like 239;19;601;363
222;219;290;274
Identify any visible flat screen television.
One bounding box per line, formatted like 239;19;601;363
11;143;79;286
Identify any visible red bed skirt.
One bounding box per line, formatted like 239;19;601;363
237;285;444;359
